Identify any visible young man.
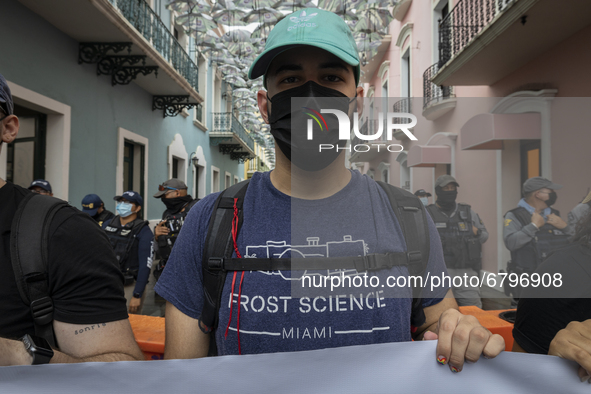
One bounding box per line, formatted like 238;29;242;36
426;175;488;308
81;193;115;227
155;9;504;372
153;179;197;281
103;191;154;315
0;73;143;365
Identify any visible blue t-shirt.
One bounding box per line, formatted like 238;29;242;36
155;170;449;355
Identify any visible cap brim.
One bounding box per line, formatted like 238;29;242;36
153;190;166;198
249;42;360;84
113;195;123;201
83;208;99;216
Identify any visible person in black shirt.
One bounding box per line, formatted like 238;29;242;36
513;209;591;383
82;193;115;227
0;72;143;365
152;178;197;281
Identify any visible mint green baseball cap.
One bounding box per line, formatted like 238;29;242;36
248;8;360;86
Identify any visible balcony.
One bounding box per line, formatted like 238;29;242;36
210;113;256;162
423;63;456;121
21;0;203;109
432;0;591;86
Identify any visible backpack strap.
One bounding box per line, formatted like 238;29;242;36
10;193;70;348
376;182;431;329
199;180;250;356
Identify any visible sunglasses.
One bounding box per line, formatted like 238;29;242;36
158;185;178;192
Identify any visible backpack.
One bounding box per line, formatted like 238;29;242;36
10;193;70;348
199;180;431;356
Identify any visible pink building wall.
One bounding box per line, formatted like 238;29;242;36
353;0;591;275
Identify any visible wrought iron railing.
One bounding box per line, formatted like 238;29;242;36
423;63;455;109
438;0;515;67
109;0;199;91
392;98;412;125
212;112;255;152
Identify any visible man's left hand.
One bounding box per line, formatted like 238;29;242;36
423;307;505;372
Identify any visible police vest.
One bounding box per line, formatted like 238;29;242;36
157;199;198;263
95;209;115;228
506;207;570;271
104;216;148;278
427;203;482;271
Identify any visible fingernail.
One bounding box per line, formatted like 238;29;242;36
450;365;461;373
437;355;447;365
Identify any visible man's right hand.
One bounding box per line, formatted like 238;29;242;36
531;212;545;228
154;221;170;240
548;319;591;383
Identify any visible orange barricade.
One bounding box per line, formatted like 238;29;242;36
128;314;165;360
459;306;515;351
129;307;516;360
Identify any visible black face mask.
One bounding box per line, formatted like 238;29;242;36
544;191;557;207
267;81;356;172
435;187;458;211
162;195;193;213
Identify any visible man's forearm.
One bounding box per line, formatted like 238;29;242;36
51;349;144;363
0;335;144;366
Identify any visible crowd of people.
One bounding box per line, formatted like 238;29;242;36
1;6;590;387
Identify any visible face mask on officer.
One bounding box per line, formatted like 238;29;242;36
539;190;558;207
267;80;357;172
116;202;135;218
435;186;458;211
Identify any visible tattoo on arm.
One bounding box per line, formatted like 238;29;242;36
73;323;107;335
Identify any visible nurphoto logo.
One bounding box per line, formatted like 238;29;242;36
305;108;418;153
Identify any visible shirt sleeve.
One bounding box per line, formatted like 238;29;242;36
471;209;488;244
503;211;537;251
49;208;128;325
154;195;218;320
133;226;154;297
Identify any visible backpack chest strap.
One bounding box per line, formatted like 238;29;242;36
207;251;424;273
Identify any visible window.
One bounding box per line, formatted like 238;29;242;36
6;104;46;187
401;48;411;99
433;0;450;62
117;128;149;214
225;172;231;189
172;157;179;179
234;175;239;185
123;140;145;195
212;166;220;193
520;140;541;188
195;55;207;126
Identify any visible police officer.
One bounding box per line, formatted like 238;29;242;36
103;191;154;314
81;193;115;227
427;175;488;307
28;179;53;196
152;179;197;281
503;177;573;304
568;190;591;230
414;189;432;206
